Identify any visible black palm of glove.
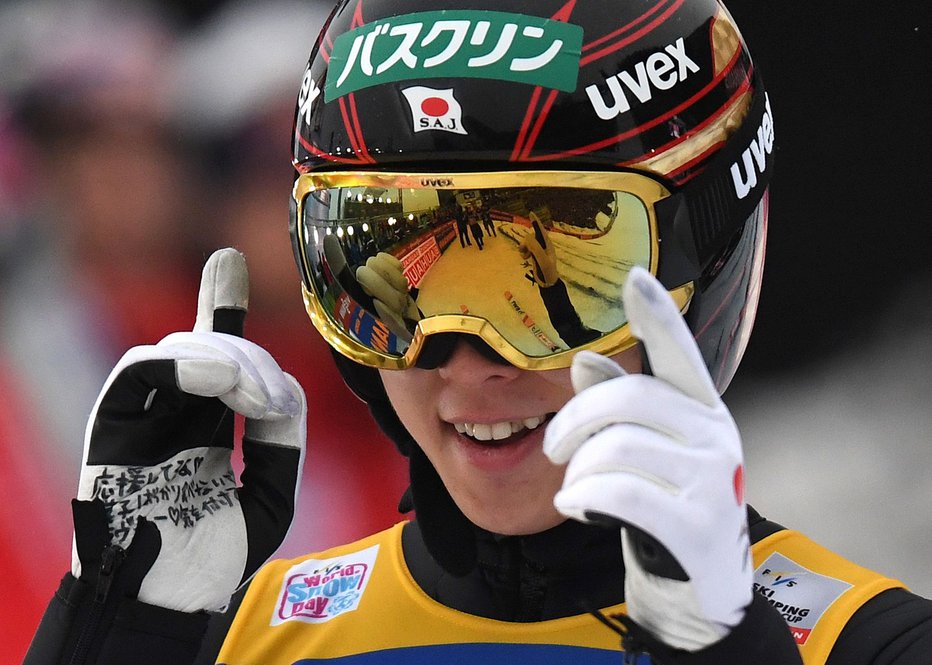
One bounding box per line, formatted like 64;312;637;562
72;248;307;612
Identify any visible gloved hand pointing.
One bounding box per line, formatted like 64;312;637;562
518;212;559;287
543;266;751;651
73;248;307;613
322;234;419;342
355;251;420;341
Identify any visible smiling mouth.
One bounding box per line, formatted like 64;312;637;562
452;414;553;445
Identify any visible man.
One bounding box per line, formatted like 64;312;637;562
25;1;932;663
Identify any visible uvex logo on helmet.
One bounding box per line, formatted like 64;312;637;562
585;37;700;121
731;94;775;199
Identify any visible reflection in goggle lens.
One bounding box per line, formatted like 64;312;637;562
300;180;656;365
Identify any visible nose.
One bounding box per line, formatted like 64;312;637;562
436;337;522;386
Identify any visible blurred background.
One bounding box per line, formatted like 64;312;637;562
0;0;927;661
726;0;931;603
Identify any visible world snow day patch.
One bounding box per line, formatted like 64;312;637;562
273;545;380;624
753;552;852;645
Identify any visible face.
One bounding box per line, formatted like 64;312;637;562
380;340;642;536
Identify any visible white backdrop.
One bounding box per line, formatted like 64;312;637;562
728;281;932;598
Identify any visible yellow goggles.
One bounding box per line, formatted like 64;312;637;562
293;170;694;370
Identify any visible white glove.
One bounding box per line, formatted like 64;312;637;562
543;266;751;651
73;248;307;612
355;251;420;341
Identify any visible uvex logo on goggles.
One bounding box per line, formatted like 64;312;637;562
293;170;694;370
325;10;584;102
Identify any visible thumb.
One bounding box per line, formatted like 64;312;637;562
195;248;249;335
544;352;627;466
530;212;548;250
570;350;625;393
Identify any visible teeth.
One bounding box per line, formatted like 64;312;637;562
491;422;512;440
453;415;547;441
523;416;542;430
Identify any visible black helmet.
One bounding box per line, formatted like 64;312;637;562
288;0;773;570
291;0;772;391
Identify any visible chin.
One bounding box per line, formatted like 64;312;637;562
464;504;567;536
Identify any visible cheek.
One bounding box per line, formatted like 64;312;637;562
535;346;642;394
535;366;575;397
379;370;410;416
379;369;434;437
613;344;644;373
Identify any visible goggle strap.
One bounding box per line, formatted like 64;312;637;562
678;70;774;270
656;194;701;288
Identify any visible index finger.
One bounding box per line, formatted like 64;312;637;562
623;266;719;407
529;213;548;249
195;248;249;334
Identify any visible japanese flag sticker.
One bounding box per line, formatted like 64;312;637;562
401;86;468;135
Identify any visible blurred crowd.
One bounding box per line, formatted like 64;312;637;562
0;1;928;663
0;2;406;660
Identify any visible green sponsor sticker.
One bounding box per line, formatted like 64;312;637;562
325;10;583;101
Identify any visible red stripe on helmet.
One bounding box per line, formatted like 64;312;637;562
510;86;544;162
615;69;753;180
350;0;366;29
510;1;580;162
580;0;685;68
296;133;371;166
348;93;376;163
582;0;672;54
551;0;579;23
520;89;561;160
515;0;690;161
518;54;747;164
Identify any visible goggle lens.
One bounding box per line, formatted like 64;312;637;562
294;171;691;369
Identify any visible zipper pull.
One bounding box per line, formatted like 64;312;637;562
94;544;126;603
